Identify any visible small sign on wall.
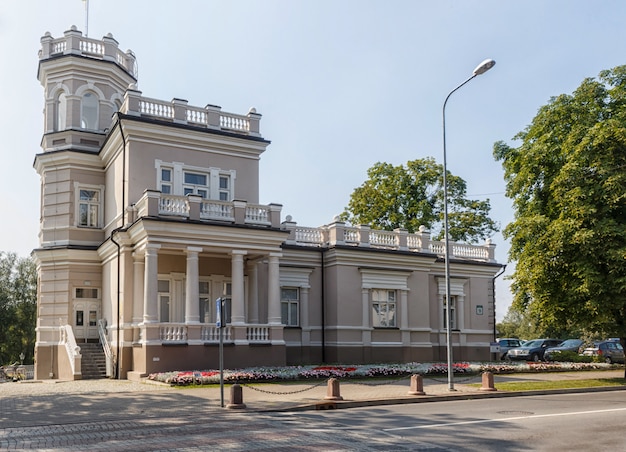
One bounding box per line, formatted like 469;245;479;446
476;305;484;315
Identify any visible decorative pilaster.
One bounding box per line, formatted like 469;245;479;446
362;288;372;346
132;251;145;324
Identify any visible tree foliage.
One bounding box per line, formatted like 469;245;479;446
494;66;626;346
340;158;499;243
0;252;36;365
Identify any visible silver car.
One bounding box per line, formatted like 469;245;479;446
496;338;523;360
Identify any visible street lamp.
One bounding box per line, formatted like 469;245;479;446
442;58;495;391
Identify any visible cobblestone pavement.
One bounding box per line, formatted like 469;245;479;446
0;370;622;450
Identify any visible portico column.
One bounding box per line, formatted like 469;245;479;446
132;251;145;324
231;250;247;324
267;252;282;325
247;260;259;324
143;244;160;323
185;247;202;324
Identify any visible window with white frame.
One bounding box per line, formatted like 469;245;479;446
372;289;396;328
280;287;299;326
81;91;99;130
443;295;457;330
183;171;209;198
158;279;171;323
199;280;210;323
75;288;99;299
76;186;102;228
155;161;235;201
219;174;231;201
160;167;173;194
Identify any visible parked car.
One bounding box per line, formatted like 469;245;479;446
544;339;584;361
581;340;625;364
506;338;562;362
496;338;523;360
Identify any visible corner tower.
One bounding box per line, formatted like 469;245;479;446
33;26;137;379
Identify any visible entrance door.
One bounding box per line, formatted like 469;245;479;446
73;300;101;341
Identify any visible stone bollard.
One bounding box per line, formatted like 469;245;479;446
324;377;344;400
480;371;497;392
408;374;425;396
226;384;247;409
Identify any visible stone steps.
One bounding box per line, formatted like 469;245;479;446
79;343;107;379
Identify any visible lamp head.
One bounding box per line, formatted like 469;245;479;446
473;59;496;76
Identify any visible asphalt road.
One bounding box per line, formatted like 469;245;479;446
2;389;626;450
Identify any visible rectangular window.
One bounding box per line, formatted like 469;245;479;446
219;175;230;201
160;168;172;194
372;289;396;328
78;189;100;227
443;295;457;330
280;288;300;326
75;288;99;298
158;279;170;323
199;281;210;323
183;171;209;198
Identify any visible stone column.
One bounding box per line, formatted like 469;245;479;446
185;247;202;324
132;251;145;324
267;253;282;325
231;250;247;324
247;260;259;324
143;244;160;323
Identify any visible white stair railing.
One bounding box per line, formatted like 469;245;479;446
98;320;114;377
59;324;81;377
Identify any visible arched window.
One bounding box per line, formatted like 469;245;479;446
81;92;99;130
56;92;67;131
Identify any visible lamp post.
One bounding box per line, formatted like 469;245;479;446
442;58;495;391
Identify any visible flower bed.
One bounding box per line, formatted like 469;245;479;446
147;361;615;386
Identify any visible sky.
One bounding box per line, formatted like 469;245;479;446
1;0;625;322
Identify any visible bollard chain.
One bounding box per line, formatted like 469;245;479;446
238;379;327;395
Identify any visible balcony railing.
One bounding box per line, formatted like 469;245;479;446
39;26;137;79
133;191;282;228
282;221;496;263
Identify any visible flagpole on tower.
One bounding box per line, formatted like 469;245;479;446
83;0;89;37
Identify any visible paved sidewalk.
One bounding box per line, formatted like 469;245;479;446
0;369;623;422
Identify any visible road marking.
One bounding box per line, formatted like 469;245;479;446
384;407;626;431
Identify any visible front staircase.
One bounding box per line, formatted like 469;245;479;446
79;343;107;379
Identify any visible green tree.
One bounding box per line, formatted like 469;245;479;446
340;158;499;243
0;252;36;365
494;66;626;374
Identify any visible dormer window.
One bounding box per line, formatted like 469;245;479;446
81;92;99;130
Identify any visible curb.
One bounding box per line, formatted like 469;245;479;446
255;384;626;413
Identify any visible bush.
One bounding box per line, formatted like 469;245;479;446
548;350;595;363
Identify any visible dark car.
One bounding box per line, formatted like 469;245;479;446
582;340;625;364
544;339;584;361
496;338;523;360
506;338;562;362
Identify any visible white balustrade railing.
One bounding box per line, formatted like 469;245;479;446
407;235;422;250
247;326;270;343
79;37;104;56
294;226;324;244
220;113;250;132
201;326;233;342
200;200;234;221
139;97;174;120
60;324;81;376
159;195;188;216
370;230;397;248
245;205;270;225
159;324;188;342
344;227;359;243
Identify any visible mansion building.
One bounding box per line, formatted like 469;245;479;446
33;26;503;380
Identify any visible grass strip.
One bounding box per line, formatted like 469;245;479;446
470;378;626;391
